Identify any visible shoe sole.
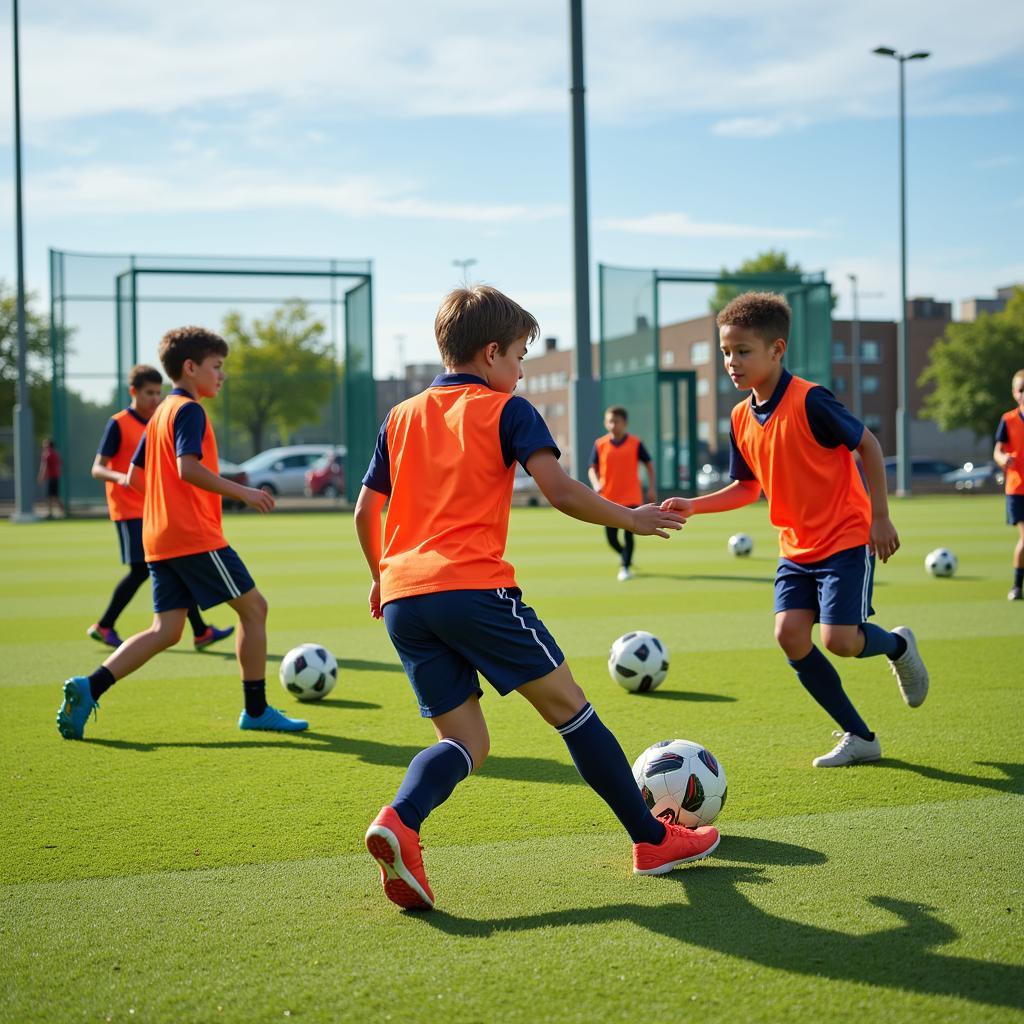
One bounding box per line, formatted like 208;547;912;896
812;752;882;768
634;833;721;875
365;825;434;910
56;679;86;740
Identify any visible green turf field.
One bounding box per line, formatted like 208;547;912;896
2;497;1022;1023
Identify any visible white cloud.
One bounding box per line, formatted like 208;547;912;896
711;117;806;138
600;211;823;240
974;156;1021;169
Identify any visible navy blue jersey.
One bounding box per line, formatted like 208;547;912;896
363;373;559;496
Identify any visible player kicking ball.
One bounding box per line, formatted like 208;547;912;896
355;286;719;911
662;293;929;768
56;327;307;740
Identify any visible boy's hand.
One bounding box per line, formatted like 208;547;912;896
870;516;900;563
660;496;694;518
368;580;382;620
630;502;686;538
116;472;130;487
242;486;275;513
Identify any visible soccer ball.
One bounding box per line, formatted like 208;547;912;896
728;532;753;557
925;548;957;578
608;631;669;693
279;643;338;701
632;739;728;827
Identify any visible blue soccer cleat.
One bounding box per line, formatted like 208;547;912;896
194;624;235;650
56;677;99;740
238;706;308;732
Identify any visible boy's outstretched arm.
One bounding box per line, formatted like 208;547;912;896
177;454;275;512
526;449;684;537
354;485;387;619
661;479;761;518
855;427;899;562
91;453;128;487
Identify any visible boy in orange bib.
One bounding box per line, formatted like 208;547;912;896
994;368;1024;601
588;406;656;581
663;292;930;768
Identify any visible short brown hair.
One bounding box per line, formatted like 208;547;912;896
158;326;229;381
434;286;539;367
605;405;628;421
717;291;791;343
128;363;162;389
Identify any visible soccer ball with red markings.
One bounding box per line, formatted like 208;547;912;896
632;739;728;827
608;631;669;693
280;643;338;702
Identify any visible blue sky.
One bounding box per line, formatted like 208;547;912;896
1;0;1022;378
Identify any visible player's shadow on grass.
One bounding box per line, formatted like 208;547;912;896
878;758;1024;796
84;732;586;787
165;652;402;674
417;837;1023;1011
638;690;737;703
166;650;284;664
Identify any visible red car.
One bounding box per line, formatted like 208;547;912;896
305;449;346;497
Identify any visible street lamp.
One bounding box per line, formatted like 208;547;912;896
452;258;477;284
873;45;930;496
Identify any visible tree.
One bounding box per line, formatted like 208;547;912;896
220;301;337;454
709;250;805;314
0;281;53;439
918;287;1024;438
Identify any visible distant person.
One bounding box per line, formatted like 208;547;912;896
588;406;656;581
994;368;1024;601
86;363;234;650
37;438;64;518
355;285;715;912
661;292;930;768
56;327;307;740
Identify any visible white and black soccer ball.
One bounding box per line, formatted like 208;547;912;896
925;548;958;578
632;739;728;827
279;643;338;701
608;631;669;693
728;532;753;557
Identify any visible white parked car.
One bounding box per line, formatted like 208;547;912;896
240;445;333;496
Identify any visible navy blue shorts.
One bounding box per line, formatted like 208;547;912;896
1007;494;1024;525
774;544;875;625
149;546;255;612
114;518;145;565
383;587;565;718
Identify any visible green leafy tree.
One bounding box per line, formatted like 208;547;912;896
0;282;53;439
221;301;336;454
709;250;804;314
918;287;1024;438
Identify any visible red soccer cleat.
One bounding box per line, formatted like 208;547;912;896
365;806;435;910
633;821;720;874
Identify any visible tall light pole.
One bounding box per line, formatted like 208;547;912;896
11;0;36;522
873;46;930;496
452;258;477;284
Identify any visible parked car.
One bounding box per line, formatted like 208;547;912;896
240;445;333;496
219;459;249;510
305;448;347;497
941;461;1004;492
883;457;959;493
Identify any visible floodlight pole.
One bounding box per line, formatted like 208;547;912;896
568;0;601;482
11;0;36;522
874;46;930;496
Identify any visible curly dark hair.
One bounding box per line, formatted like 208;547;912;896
434;286;539;367
128;363;162;389
716;292;791;343
158;326;229;381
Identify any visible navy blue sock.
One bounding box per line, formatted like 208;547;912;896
88;665;116;699
242;679;267;717
557;704;666;846
788;647;873;741
1015;568;1024;589
392;739;473;833
857;622;905;660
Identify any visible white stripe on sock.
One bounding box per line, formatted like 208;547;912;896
557;704;596;736
498;588;558;669
209;550;241;598
440;737;474;776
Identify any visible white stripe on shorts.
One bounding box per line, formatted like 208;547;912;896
496;588;559;670
209;550;241;598
119;521;129;563
861;545;871;622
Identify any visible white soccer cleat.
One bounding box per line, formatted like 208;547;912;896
617;567;633;582
889;626;929;708
812;730;881;768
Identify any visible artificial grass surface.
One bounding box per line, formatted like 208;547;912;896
1;497;1022;1022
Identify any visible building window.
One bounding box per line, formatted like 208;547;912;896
662;349;675;366
833;340;846;360
644;353;655;367
612;360;624;374
862;376;879;394
691;341;711;365
553;403;566;417
860;340;880;362
628;357;639;370
834;376;846;393
717;418;731;437
697;421;710;441
718;374;733;393
696;377;710;397
864;414;882;431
